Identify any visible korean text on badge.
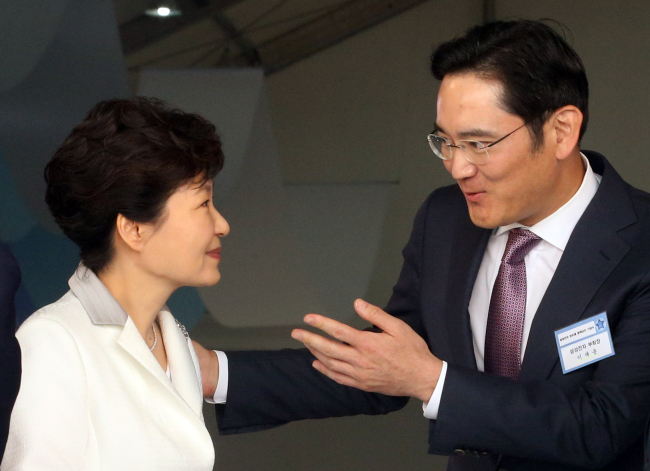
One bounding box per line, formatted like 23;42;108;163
554;313;615;374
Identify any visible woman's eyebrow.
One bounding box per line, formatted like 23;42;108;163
192;180;213;193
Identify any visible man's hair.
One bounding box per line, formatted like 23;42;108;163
430;20;589;149
45;97;224;274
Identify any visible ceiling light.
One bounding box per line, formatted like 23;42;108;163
145;3;181;17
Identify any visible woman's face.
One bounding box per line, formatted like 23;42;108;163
139;179;230;288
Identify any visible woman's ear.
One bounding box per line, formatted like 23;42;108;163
114;214;153;253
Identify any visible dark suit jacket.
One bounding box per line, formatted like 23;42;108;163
0;244;21;462
643;420;650;471
217;152;650;471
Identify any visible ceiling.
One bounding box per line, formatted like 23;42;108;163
114;0;430;75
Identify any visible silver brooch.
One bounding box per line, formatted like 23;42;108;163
175;319;189;339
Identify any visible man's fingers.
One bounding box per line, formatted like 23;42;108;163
291;328;356;362
353;299;400;332
311;360;359;388
305;345;356;378
302;314;362;345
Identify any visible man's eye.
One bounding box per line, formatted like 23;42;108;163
201;200;210;207
467;141;489;150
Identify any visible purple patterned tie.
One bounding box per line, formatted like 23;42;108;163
484;228;541;379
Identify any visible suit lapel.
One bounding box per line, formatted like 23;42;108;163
159;310;203;418
443;211;491;369
520;152;636;381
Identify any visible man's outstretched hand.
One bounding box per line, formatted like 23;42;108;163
291;299;442;402
192;340;219;399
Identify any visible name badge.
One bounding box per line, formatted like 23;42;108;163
554;313;615;374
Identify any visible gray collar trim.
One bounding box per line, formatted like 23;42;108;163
68;265;128;326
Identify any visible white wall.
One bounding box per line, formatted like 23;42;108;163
267;0;483;311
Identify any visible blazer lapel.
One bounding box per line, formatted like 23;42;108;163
520;153;636;381
443;212;491;369
159;310;203;418
117;313;203;418
117;316;173;390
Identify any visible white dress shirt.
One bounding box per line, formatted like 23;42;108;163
211;155;601;419
423;154;601;419
208;351;229;403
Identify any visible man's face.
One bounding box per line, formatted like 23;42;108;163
436;73;564;229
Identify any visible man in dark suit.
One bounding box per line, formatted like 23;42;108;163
0;243;21;462
194;20;650;470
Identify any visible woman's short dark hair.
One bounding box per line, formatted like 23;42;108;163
45;97;224;274
430;20;589;149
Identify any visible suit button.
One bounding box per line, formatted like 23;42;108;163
454;449;466;455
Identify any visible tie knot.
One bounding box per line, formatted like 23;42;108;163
502;228;541;265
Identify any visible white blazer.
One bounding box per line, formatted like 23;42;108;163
1;267;214;471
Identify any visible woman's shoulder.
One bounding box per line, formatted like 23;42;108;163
17;291;89;339
15;292;91;379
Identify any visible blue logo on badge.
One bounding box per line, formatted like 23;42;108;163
595;318;606;331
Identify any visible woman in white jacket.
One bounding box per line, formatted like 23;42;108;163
1;97;229;471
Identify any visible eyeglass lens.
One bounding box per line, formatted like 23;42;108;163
429;136;452;159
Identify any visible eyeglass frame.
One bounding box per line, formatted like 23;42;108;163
427;123;526;165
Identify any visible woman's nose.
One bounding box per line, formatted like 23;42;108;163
213;208;230;237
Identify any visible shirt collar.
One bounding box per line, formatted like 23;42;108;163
68;264;129;325
495;153;601;251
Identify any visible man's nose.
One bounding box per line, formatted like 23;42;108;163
446;151;478;180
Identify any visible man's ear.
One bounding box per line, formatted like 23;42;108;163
115;213;153;252
550;105;583;161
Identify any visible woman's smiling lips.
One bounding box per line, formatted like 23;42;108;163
206;247;221;260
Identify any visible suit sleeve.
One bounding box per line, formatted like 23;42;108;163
645;417;650;470
217;348;408;434
431;267;650;469
0;244;21;463
214;196;436;435
2;317;90;471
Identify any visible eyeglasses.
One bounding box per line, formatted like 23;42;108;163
427;124;525;165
